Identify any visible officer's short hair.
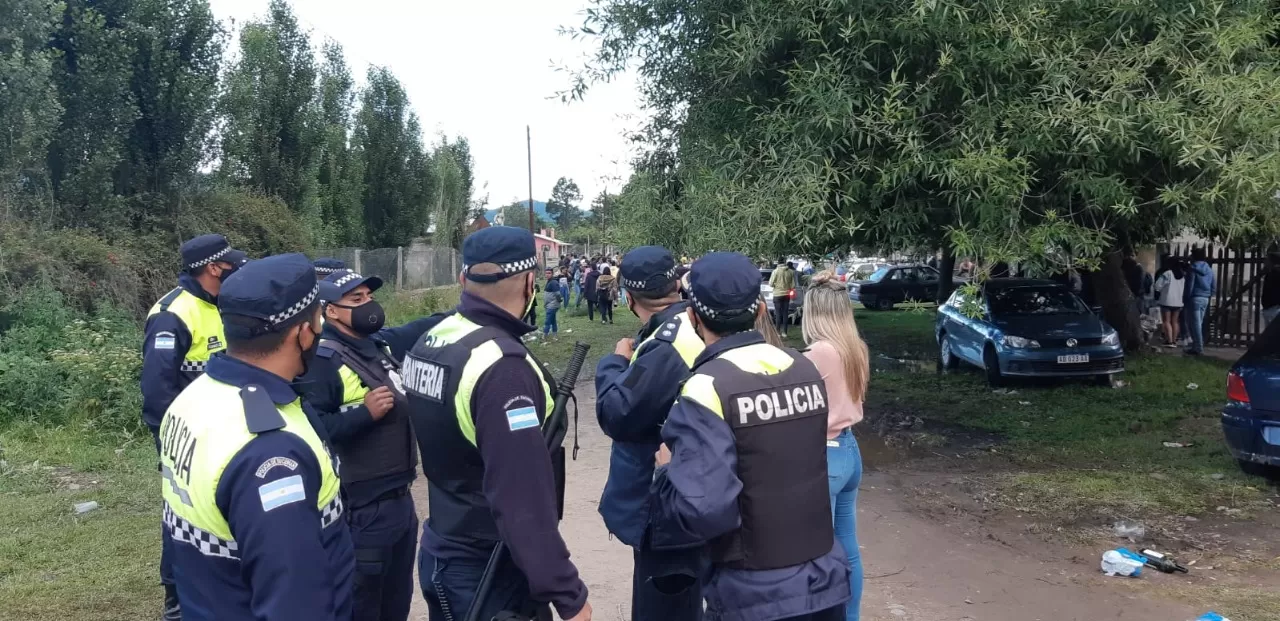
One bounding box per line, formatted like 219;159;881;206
224;302;320;357
693;307;757;337
628;281;679;303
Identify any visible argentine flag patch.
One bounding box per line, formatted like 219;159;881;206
258;475;306;512
505;406;539;431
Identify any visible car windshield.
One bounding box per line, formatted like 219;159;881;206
867;267;891;282
987;287;1087;316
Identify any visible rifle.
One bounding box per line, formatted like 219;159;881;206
464;341;591;621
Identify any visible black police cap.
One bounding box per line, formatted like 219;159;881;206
619;246;678;293
181;234;247;272
313;257;346;276
318;269;384;302
688;252;762;319
219;253;319;338
461;227;538;283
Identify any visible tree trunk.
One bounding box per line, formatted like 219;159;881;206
936;247;955;303
1091;250;1144;351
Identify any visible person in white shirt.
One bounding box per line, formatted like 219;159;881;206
1154;256;1187;347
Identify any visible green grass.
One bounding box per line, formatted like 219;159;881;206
836;308;1274;520
0;423;160;621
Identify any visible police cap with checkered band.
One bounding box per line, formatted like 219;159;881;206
687;251;762;319
318;269;384;302
181;234;247;273
312;257;346;276
619;246;679;293
461;226;539;283
218;253;320;338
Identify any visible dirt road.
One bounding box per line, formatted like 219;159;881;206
408;386;1210;621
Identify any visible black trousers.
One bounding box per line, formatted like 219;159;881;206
598;298;614;323
632;547;706;621
773;295;791;332
351;492;418;621
777;605;845;621
151;427;176;588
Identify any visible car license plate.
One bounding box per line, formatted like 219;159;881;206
1057;354;1090;364
1264;427;1280;446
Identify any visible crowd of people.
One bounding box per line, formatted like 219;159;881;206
139;229;876;621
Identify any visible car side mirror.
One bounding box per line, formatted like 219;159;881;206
1090;305;1103;315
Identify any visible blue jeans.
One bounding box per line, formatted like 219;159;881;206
827;428;862;621
419;548;549;621
544;308;559;335
1189;296;1210;353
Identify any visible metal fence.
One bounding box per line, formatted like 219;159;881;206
316;245;460;291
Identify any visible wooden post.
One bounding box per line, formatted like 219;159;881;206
396;246;404;290
354;249;362;274
451;248;458;281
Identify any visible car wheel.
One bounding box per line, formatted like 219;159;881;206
983;345;1004;388
876;297;895;311
1237;459;1280;481
938;333;959;372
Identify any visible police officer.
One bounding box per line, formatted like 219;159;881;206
595;246;706;621
142;233;247;619
296;268;443;621
158;253;354;621
652;252;850;621
315;257;346;278
403;226;592;621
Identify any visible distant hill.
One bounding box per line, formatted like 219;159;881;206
484;200;592;227
485;201;549;224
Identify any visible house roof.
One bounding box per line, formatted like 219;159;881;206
534;233;570;246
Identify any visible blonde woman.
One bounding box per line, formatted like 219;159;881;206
802;271;869;621
754;294;784;347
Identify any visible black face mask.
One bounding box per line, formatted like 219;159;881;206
332;300;386;335
299;323;322;374
217;262;240;283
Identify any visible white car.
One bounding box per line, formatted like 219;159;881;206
760;268;805;323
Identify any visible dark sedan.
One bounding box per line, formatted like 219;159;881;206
936;279;1124;386
1223;325;1280;478
848;264;954;310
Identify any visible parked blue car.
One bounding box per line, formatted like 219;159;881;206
936;279;1124;387
1222;327;1280;478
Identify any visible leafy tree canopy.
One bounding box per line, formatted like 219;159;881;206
572;0;1280;271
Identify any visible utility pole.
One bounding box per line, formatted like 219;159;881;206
526;125;535;232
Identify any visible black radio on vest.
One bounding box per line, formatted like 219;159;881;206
317;339;418;483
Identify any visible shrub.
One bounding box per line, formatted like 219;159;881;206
0;286;142;433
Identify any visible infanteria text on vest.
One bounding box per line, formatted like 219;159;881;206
402;314;555;548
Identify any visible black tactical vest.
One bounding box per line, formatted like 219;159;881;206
317;339;418;487
697;345;834;570
403;322;557;549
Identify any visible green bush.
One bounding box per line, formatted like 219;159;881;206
0;286;142;433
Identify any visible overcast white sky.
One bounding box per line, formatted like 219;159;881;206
209;0;640;210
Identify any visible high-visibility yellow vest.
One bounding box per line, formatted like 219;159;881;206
148;287;226;374
158;375;342;557
631;309;704;368
408;313;554;445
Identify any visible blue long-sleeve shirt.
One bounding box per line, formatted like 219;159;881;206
595;302;696;546
141;275;216;436
421;293;588;619
175;355;354;621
